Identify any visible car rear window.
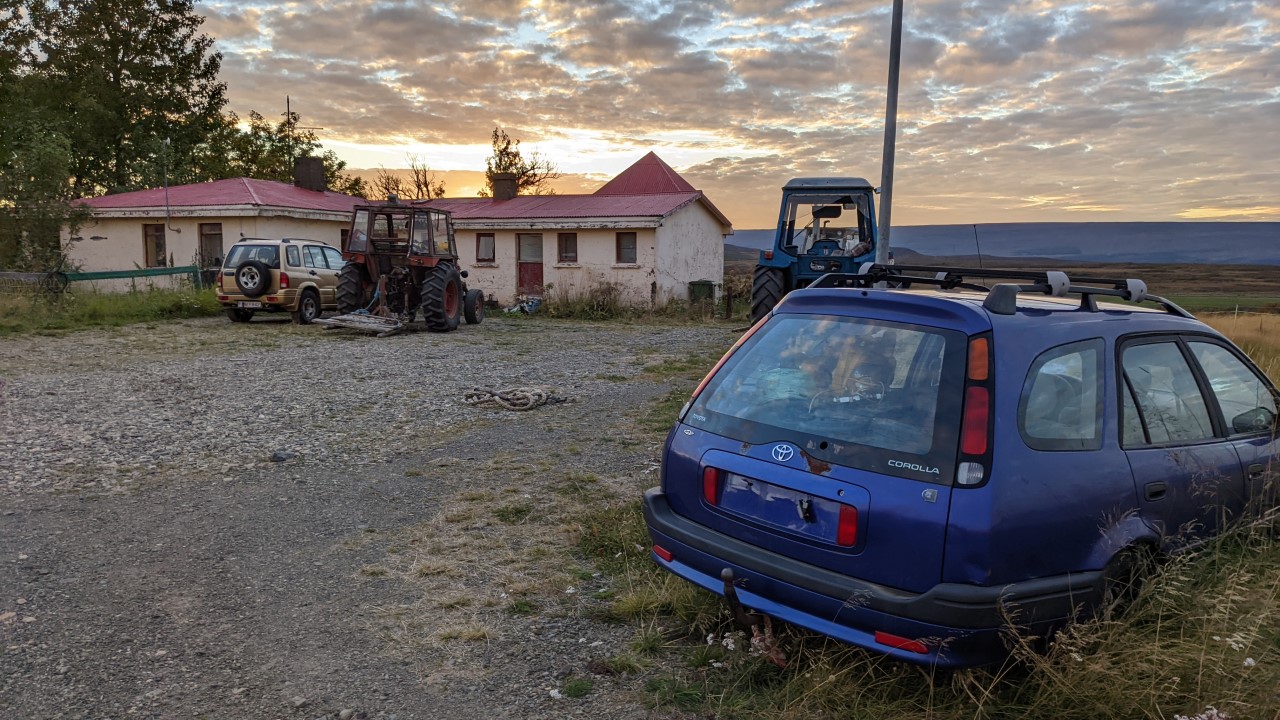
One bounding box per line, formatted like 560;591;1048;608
684;314;966;483
224;245;280;269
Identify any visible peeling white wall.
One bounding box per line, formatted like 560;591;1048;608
63;213;347;292
460;227;659;305
654;203;726;302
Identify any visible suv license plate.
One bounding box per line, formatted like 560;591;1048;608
236;301;262;309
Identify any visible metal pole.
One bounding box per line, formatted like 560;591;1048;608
876;0;905;265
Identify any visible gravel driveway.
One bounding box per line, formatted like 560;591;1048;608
0;316;737;719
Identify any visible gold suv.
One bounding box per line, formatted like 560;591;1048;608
215;238;344;323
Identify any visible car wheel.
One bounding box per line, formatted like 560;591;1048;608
750;265;785;322
421;264;462;332
337;263;366;314
1099;545;1156;620
464;288;484;325
292;290;320;324
234;259;271;298
226;308;254;323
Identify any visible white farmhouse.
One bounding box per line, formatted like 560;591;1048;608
425;152;732;305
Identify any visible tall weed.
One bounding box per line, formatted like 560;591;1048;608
0;287;222;335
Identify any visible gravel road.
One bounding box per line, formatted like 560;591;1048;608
0;315;738;719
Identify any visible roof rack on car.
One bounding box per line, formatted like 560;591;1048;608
807;264;1194;318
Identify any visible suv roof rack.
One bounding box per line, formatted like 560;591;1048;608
807;264;1194;318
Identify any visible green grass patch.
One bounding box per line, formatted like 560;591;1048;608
493;503;534;524
562;677;594;698
0;287;222;335
1165;295;1280;313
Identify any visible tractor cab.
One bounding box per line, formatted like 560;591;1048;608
750;178;879;321
345;202;457;264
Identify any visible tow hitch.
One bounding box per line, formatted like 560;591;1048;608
720;568;764;628
720;568;786;667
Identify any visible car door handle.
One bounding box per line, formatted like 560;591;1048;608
1247;464;1265;481
1144;481;1167;501
309;270;318;276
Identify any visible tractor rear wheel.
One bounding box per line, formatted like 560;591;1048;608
464;289;484;325
750;265;785;322
337;263;366;314
422;264;462;332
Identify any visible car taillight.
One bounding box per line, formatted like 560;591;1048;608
703;467;721;505
957;334;994;487
836;504;858;546
279;272;290;289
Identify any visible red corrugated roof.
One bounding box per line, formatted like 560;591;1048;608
421;152;731;228
423;192;703;220
79;178;363;213
594;151;697;195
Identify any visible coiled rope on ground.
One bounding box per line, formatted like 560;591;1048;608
462;386;570;411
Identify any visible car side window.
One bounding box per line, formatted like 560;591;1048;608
323;247;345;270
1019;339;1103;451
1121;341;1215;446
304;246;325;268
1189;341;1278;435
286;245;301;267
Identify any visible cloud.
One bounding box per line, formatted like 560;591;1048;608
195;0;1280;226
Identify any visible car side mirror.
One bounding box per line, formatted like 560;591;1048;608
1232;406;1277;434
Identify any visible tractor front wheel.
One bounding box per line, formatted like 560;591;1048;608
750;265;785;322
421;264;462;332
337;263;366;314
464;288;484;325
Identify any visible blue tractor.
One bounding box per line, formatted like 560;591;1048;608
749;177;879;322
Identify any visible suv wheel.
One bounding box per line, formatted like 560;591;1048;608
226;308;254;323
292;289;320;324
235;260;271;298
464;288;484;325
421;264;462;332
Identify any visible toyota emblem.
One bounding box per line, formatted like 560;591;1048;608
771;444;795;463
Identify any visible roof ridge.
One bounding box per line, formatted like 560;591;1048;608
242;177;263;206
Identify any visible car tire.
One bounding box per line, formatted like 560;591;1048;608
1099;545;1156;620
337;263;366;314
234;260;271;298
226;308;254;323
750;265;785;322
464;288;484;325
292;289;320;325
422;264;462;332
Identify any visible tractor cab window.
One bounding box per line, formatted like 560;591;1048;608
348;210;370;253
783;193;874;258
410;213;432;254
431;212;452;255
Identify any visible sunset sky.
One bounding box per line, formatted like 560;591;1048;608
196;0;1280;228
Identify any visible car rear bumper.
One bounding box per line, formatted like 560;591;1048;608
217;288;300;311
643;487;1103;667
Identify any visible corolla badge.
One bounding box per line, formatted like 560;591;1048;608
771;444;795;462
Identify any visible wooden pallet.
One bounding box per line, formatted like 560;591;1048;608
313;313;406;337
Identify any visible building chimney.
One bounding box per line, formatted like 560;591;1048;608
491;172;517;201
294;156;327;192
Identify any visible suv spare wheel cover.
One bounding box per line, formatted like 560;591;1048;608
235;259;271;298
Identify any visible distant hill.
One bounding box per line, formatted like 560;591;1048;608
725;222;1280;266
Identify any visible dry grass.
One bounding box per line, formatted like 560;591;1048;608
1203;312;1280;383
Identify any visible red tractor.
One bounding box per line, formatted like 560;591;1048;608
337;199;483;332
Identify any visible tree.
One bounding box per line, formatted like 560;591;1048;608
371;154;446;201
481;127;559;197
188;110;367;196
0;121;89;270
29;0;228;195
